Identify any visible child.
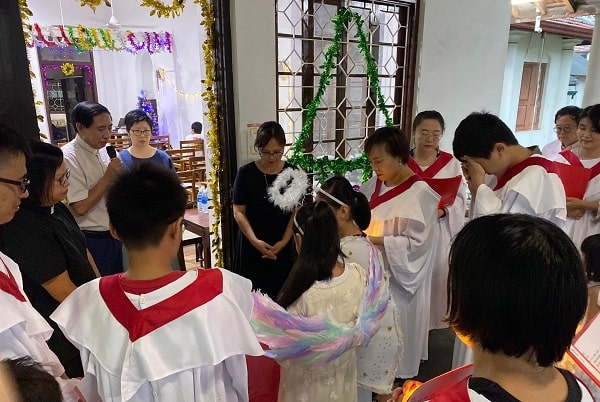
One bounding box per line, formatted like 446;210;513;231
452;112;566;228
4;357;63;402
51;164;264;402
390;214;592;401
317;175;401;401
276;201;366;402
361;126;440;379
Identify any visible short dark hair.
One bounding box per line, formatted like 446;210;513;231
0;123;30;170
124;109;153;132
277;201;343;309
191;121;203;134
254;121;286;150
4;357;62;402
26;142;63;205
71;101;111;132
364;126;410;164
452;112;518;161
554;106;582;123
447;214;587;367
581;234;600;283
106;163;188;250
320;175;370;230
412;110;445;133
579;104;600;132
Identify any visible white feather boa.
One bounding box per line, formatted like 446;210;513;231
267;168;308;212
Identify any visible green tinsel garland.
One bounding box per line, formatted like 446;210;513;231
287;8;394;183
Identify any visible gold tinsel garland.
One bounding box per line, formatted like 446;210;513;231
18;0;45;125
194;0;223;268
140;0;186;18
79;0;111;12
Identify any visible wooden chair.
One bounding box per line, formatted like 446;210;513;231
183;156;207;184
180;139;203;150
107;134;130;151
150;135;171;150
167;149;196;170
176;169;197;203
177;229;204;270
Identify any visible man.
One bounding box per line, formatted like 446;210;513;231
0;123;78;401
453;111;566;229
542;106;582;160
61;101;123;275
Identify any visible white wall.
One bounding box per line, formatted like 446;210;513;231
27;0;206;146
415;0;512;153
230;0;277;167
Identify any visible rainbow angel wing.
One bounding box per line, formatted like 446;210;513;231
251;244;389;365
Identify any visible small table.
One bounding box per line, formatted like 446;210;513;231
183;209;211;268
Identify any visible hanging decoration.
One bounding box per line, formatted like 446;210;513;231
61;62;75;76
287;8;394;183
41;64;95;90
136;90;160;136
156;67;203;100
18;0;46;125
30;24;173;55
79;0;111;12
140;0;186;18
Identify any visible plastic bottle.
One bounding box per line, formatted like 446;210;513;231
197;189;203;213
199;186;209;213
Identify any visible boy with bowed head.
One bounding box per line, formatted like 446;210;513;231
388;214;593;401
453;111;566;228
51;163;263;402
0;123;79;402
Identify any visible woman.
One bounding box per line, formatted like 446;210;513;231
232;121;296;299
318;176;401;402
276;201;365;402
555;104;600;249
361;126;439;380
409;110;466;331
118;109;174;171
0;142;98;377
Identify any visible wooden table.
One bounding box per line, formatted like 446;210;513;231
183;209;211;268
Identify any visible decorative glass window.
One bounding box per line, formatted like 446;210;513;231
277;0;418;160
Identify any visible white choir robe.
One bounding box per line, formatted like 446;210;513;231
409;152;467;330
361;176;440;379
470;155;566;229
51;268;264;402
339;236;402;400
0;252;79;402
555;150;600;248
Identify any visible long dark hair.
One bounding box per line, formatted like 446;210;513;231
320;175;370;230
277;201;344;308
581;234;600;282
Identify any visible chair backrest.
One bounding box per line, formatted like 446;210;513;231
107;134;130;151
150;135;171;150
176;169;197;201
180;139;204;150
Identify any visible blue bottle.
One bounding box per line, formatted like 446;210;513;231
199;187;209;213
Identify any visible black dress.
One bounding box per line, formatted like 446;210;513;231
232;161;296;300
0;200;97;377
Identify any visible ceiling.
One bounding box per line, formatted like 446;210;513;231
511;0;599;23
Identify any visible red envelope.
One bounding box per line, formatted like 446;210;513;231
405;364;473;402
422;176;462;207
553;162;591;199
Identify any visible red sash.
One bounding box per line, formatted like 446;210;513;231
493;157;558;191
0;257;26;302
408;152;454;178
406;364;473;402
559;149;600;180
369;175;422;210
99;269;223;342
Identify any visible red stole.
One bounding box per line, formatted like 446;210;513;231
369;175;422;210
0;256;26;302
405;364;473;402
493;157;558;191
99;269;223;342
408;152;454;178
559;149;600;180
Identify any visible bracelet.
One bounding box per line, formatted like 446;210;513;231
440;207;448;218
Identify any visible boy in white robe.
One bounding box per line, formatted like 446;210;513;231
0;124;79;402
51;163;264;402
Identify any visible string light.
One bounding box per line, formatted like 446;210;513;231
157;68;203;100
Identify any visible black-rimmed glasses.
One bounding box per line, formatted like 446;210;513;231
0;177;29;193
131;129;152;137
259;150;284;159
56;168;70;186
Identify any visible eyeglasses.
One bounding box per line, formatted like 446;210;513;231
554;126;575;133
259;150;284;159
0;177;29;193
130;129;152;137
417;130;442;139
56;168;70;186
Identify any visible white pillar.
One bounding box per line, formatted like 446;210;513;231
582;22;600;107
